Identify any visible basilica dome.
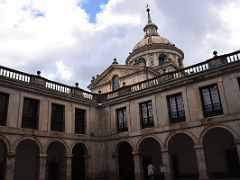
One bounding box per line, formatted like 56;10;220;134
125;7;184;68
133;35;172;51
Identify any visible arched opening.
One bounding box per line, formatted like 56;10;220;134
139;137;163;179
46;141;66;180
168;134;198;179
112;75;120;91
72;143;86;180
0;139;7;180
117;142;135;180
159;54;167;66
14;139;40;180
203;128;240;178
134;58;146;66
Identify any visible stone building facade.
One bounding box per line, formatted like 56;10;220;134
0;8;240;180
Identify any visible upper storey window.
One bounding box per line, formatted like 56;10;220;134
200;84;223;117
112;75;120;91
167;93;186;124
116;107;128;132
51;103;65;132
139;101;154;128
75;108;85;134
159;54;167;65
22;98;39;129
0;92;9;126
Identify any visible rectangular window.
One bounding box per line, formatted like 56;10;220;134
51;103;65;132
167;93;186;124
75;108;85;134
0;92;9;126
139;101;154;128
200;84;223;117
116;107;128;132
22;98;39;129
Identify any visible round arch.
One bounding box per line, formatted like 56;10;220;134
70;141;89;156
44;139;68;154
202;127;240;178
199;125;238;145
46;140;67;180
71;143;89;180
114;140;135;154
137;136;163;179
14;139;40;180
112;75;120;91
136;135;163;152
116;141;135;180
0;136;8;180
168;133;199;179
159;54;167;65
13;136;42;153
165;131;198;148
0;135;10;152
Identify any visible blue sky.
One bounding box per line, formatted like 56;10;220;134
81;0;109;23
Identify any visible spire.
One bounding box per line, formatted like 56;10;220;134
146;6;152;23
143;5;159;37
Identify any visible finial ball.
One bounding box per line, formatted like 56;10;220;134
213;51;218;56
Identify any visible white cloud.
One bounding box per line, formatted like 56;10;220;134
219;2;240;49
48;60;73;81
0;0;239;89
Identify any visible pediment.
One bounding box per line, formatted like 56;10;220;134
88;65;143;90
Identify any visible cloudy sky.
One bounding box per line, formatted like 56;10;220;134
0;0;239;90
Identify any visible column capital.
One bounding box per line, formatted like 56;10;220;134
234;139;240;144
161;148;169;153
7;151;15;158
194;144;204;149
39;153;47;158
65;154;73;158
132;151;141;156
112;153;119;158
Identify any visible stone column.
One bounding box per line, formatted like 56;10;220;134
39;154;47;180
66;154;72;180
132;152;143;180
112;153;119;180
235;140;240;163
161;148;172;180
5;152;15;180
85;155;91;180
194;145;208;180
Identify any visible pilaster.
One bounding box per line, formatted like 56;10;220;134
132;152;143;180
39;154;47;180
5;152;15;180
112;153;119;180
66;154;72;180
194;145;208;180
161;148;172;180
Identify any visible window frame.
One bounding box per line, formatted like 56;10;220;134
51;103;65;132
21;97;39;129
116;107;128;132
200;84;223;118
0;92;9;126
112;75;120;91
75;108;86;134
159;54;167;66
139;101;154;128
167;93;186;124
